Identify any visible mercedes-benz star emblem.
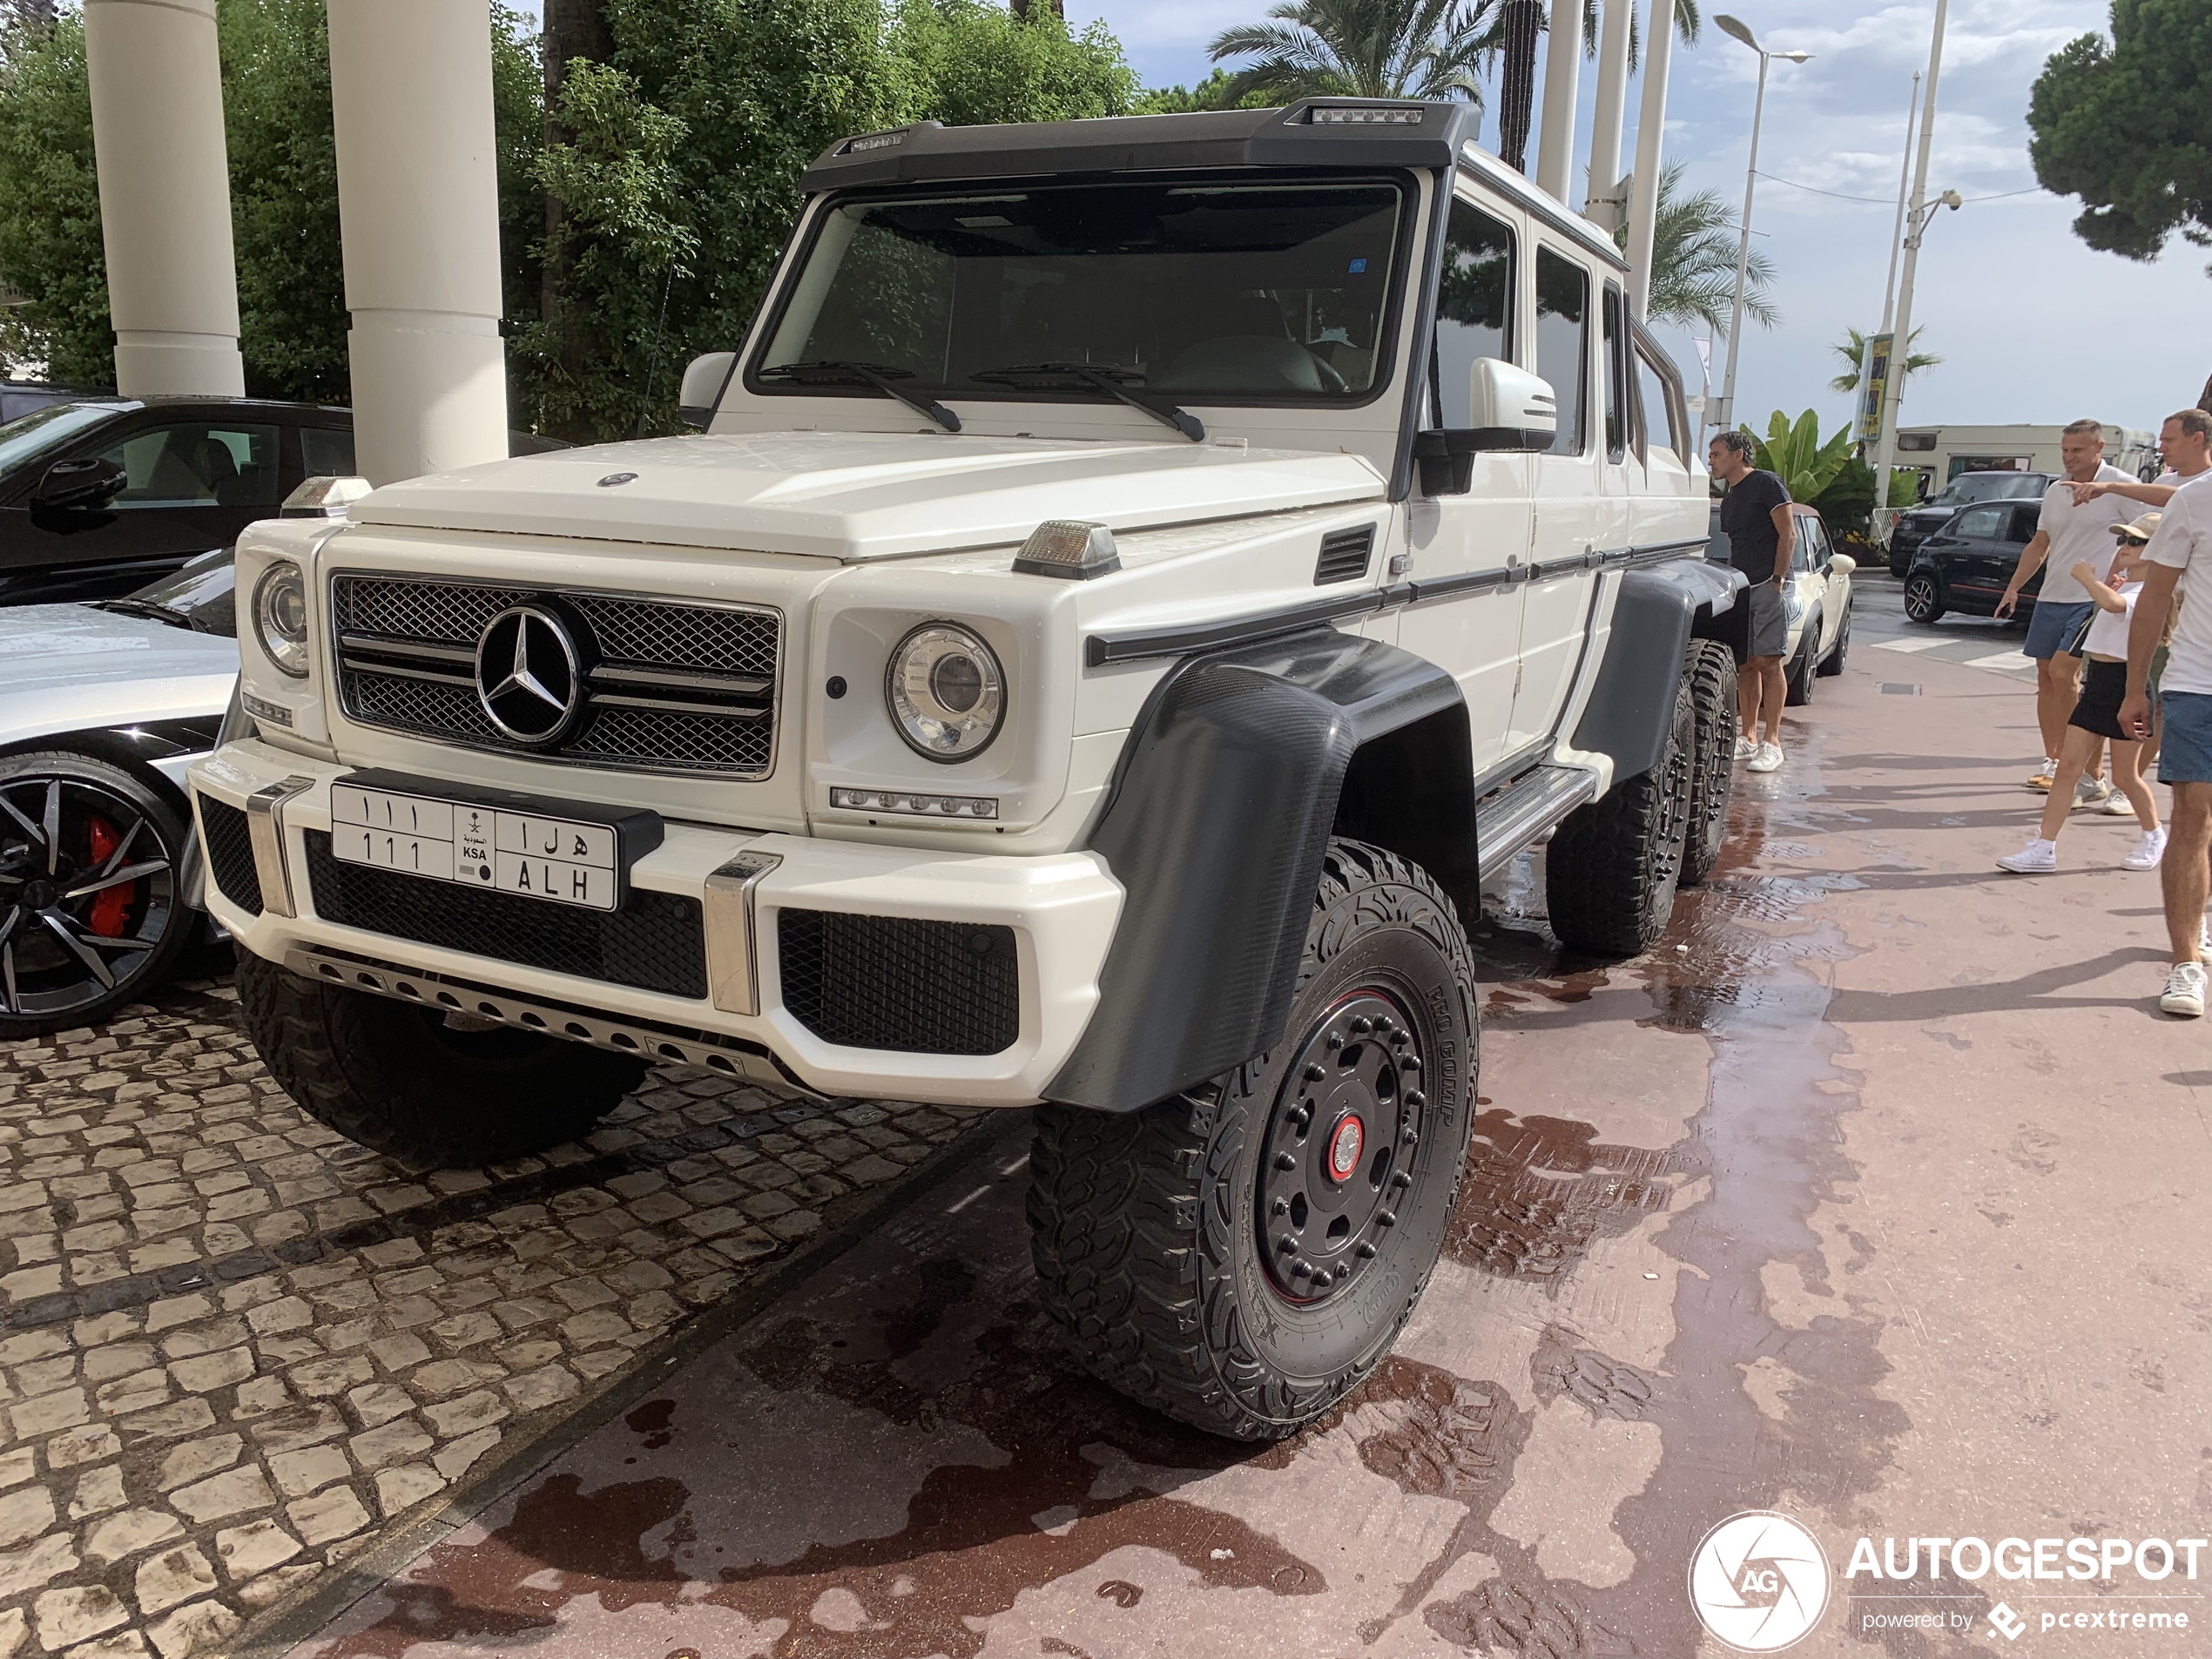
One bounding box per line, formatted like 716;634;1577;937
475;605;582;744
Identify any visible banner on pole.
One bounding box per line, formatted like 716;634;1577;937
1857;333;1893;444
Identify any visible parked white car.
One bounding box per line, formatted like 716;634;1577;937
0;550;236;1034
1779;502;1855;704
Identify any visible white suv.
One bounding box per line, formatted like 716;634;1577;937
191;100;1745;1439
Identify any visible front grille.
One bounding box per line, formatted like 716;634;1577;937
197;796;262;915
778;909;1018;1055
303;831;706;999
329;573;780;778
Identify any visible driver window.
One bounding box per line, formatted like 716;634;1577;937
96;422;281;509
1956;505;2005;539
1534;248;1588;456
1428;199;1514;428
1634;345;1682;462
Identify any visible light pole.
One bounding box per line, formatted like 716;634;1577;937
1871;0;1952;523
1710;14;1808;437
1877;73;1921;340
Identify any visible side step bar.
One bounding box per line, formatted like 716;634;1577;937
1474;763;1597;865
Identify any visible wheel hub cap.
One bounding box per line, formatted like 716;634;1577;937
0;775;174;1019
1258;989;1427;1305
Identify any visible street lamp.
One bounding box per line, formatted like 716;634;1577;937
1710;14;1810;437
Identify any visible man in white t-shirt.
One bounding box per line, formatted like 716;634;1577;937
2117;408;2212;1015
1997;419;2135;792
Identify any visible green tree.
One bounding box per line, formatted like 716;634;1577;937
0;12;109;388
2028;0;2211;272
1207;0;1503;105
1826;325;1938;395
899;0;1135;125
1612;162;1777;334
1743;408;1851;503
1136;67;1272;112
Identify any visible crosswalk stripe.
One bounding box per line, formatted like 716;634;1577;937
1963;650;2036;671
1869;637;1951;654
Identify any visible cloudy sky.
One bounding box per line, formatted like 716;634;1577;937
1079;0;2201;442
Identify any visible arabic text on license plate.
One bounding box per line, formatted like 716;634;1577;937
328;784;620;912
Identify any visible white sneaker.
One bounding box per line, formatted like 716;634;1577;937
1734;735;1757;760
1996;840;2058;873
2027;759;2058;792
2072;775;2114;809
2160;960;2207;1018
2101;787;2139;815
2124;828;2168;870
1746;741;1784;773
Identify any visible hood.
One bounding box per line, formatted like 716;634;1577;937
0;604;236;747
349;431;1389;560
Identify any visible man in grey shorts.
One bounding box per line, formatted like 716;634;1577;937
1709;430;1797;772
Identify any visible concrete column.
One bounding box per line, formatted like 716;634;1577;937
84;0;244;396
1534;0;1584;201
1583;0;1632;228
327;0;508;485
1625;0;1675;319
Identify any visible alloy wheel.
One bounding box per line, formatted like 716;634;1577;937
0;773;179;1021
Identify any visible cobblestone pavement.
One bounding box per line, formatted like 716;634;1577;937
0;975;979;1658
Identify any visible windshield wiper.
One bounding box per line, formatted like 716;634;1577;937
93;597;191;631
971;362;1204;443
753;361;960;434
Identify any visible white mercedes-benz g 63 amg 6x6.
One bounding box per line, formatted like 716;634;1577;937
191;100;1744;1440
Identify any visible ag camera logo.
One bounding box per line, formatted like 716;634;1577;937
1689;1511;1831;1652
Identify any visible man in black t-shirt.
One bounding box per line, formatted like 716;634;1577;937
1710;429;1797;772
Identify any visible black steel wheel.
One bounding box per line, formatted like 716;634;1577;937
1817;602;1851;675
1546;673;1697;955
1028;839;1478;1440
1679;639;1738;888
0;752;195;1037
1903;571;1945;624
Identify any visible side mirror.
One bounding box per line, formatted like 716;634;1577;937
1413;362;1557;495
33;455;125;511
678;353;735;431
1829;553;1857;577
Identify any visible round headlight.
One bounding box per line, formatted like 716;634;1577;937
886;622;1004;762
253;561;310;678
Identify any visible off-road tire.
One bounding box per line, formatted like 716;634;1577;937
1903;571;1945;624
235;951;646;1168
1544;671;1696;955
1784;618;1818;706
1679;641;1737;888
1817;603;1851;676
1027;839;1478;1441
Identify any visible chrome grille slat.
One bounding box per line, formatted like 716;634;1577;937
330;573;781;779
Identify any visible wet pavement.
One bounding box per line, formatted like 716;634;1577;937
185;640;2212;1653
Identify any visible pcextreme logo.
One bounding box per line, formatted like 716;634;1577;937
1689;1511;1832;1652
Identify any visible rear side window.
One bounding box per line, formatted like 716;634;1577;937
302;427;355;479
1601;284;1629;462
2009;504;2040;542
97;422;281;508
1430;199;1514;428
1534;248;1588;456
1633;343;1683;462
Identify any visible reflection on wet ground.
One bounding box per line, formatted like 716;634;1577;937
291;718;1931;1659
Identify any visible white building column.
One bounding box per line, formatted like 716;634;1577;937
1584;0;1633;228
1534;0;1583;201
1625;0;1676;318
327;0;508;485
84;0;244;396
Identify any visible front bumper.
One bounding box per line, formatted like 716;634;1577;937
187;740;1123;1108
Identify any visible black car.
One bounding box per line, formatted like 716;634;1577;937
1886;469;2053;576
1900;499;2041;624
0;398;566;607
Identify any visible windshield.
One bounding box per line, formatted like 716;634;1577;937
1929;472;2043;508
753;178;1408;406
0;401;125;478
108;547;236;636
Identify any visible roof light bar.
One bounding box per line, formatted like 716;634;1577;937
844;130;907;154
1306;105;1425;126
830;787;999;820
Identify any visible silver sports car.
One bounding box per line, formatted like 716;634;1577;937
0;549;237;1035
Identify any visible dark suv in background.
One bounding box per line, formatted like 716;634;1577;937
1887;469;2052;576
1900;499;2040;623
0;396;565;606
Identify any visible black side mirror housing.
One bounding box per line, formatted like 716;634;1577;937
34;455;126;511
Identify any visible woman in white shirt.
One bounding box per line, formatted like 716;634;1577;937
1998;514;2165;873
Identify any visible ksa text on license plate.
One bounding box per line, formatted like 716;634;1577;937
329;783;621;911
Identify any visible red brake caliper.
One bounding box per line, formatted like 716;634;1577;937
86;816;130;937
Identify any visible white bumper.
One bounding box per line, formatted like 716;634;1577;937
187;740;1123;1108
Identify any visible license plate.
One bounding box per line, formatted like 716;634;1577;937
329;783;621;912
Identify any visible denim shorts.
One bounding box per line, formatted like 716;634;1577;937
2160;691;2212;784
2024;598;2093;660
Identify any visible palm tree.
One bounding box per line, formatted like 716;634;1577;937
1209;0;1503;106
1828;327;1940;395
1615;162;1777;334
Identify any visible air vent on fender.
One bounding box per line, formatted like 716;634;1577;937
1315;524;1376;585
